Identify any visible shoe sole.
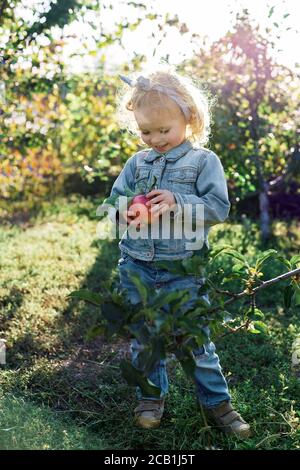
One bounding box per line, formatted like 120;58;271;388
135;417;161;429
221;426;252;439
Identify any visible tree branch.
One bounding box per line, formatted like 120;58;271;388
209;267;300;314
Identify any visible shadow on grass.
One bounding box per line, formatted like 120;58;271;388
5;236;124;366
56;237;121;343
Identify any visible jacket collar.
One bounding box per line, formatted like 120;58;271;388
144;140;193;163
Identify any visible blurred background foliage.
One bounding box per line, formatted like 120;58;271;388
0;0;299;237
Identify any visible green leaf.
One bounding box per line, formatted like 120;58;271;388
68;289;102;306
120;360;161;397
290;255;300;267
101;302;124;322
255;249;278;270
134;349;152;371
275;255;291;269
248;325;261;334
225;249;248;264
252;321;268;334
210;244;233;260
128;272;148;305
128;322;151;343
196;293;211;309
153;315;170;332
178;318;205;336
155;260;187;276
144;336;166;375
232;263;246;272
148;174;158;191
85;324;106;341
253;308;264;319
149;290;183;310
179;356;196;377
292;287;300;307
105;321;124;339
183;337;200;350
169;290;192;315
197;283;209;296
211;245;247;264
102;193;120;207
182;255;206;275
174;348;196;377
102;187;136;208
284;285;294;309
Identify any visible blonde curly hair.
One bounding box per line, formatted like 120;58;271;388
116;66;215;146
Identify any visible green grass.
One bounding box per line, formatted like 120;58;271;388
0;394;106;450
0;194;300;450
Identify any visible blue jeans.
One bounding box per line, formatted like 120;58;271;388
118;253;231;408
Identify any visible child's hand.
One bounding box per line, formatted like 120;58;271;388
146;189;176;218
120;208;140;226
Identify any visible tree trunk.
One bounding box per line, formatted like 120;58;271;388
0;1;9;27
259;181;271;241
249;105;271;241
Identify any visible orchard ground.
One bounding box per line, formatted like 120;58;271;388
0;194;300;450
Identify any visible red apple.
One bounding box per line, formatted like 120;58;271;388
129;194;153;225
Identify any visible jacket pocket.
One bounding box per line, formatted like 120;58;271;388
167;168;198;194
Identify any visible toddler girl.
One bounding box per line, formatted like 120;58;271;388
109;68;251;438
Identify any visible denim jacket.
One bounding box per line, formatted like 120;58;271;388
110;140;230;261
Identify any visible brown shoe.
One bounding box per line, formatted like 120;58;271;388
206;401;251;438
134;399;165;429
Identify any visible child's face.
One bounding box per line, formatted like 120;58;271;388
134;104;187;154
